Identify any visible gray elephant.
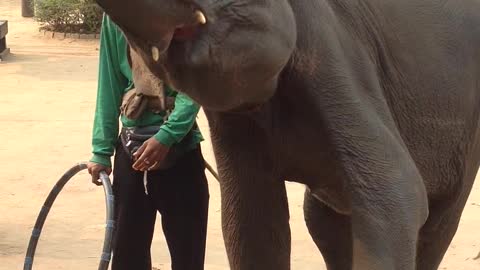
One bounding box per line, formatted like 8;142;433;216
95;0;480;269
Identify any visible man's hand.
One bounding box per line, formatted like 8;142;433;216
132;137;170;171
87;162;112;186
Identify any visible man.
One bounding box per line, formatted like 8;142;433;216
87;14;209;270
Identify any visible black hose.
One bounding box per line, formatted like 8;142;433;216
97;169;115;270
23;162;115;270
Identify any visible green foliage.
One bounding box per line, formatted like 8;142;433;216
35;0;103;34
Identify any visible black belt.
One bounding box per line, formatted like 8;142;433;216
119;124;197;170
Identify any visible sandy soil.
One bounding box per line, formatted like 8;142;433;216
0;1;479;269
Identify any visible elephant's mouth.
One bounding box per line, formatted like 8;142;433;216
160;10;207;52
172;24;202;41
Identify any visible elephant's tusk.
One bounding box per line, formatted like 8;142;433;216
151;46;160;62
194;10;207;25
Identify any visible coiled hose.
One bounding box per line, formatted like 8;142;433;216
23;162;115;270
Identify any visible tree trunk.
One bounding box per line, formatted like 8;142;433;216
22;0;35;18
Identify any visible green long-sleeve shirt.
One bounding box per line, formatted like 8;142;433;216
90;15;203;167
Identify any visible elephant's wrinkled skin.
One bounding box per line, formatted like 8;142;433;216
96;0;480;269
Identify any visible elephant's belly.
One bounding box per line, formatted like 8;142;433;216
307;186;352;215
279;148;352;215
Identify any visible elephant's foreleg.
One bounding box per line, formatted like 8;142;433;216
219;167;291;270
208;113;291;270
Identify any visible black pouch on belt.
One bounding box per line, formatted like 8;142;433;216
119;125;195;170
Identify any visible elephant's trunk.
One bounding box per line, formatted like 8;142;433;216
95;0;207;112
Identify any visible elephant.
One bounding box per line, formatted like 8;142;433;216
94;0;480;269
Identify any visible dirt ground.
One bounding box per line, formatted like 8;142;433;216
0;1;479;269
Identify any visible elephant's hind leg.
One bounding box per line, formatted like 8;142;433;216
304;189;352;270
416;198;467;270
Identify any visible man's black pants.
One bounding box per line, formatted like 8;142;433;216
111;144;209;270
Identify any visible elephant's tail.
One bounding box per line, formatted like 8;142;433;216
205;160;219;181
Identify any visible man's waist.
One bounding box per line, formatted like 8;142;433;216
119;125;202;158
120;110;165;127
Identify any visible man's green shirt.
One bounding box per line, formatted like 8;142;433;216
91;15;203;167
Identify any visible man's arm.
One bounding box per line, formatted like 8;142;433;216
153;92;201;146
90;15;130;168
